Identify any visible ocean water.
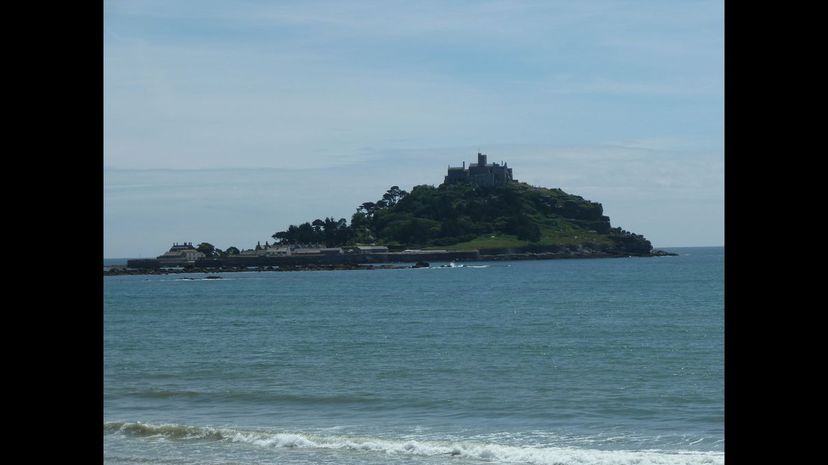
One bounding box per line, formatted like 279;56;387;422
104;247;724;465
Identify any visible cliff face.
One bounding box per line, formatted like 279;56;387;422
368;182;652;254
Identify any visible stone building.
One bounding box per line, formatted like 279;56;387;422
240;244;293;257
352;246;389;254
444;152;515;187
291;247;343;256
156;242;206;265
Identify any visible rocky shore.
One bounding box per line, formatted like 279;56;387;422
103;262;407;276
104;249;676;276
480;248;676;261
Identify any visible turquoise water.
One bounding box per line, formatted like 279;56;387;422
104;247;723;465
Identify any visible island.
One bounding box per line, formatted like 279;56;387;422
111;153;674;275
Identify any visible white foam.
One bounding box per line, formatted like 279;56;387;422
107;422;724;465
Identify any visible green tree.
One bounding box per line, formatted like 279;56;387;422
357;202;377;218
196;242;216;258
350;211;372;243
312;219;325;233
297;222;316;244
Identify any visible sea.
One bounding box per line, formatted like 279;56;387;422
104;247;724;465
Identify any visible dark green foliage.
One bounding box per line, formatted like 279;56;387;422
349;211;373;243
365;182;606;247
272;222;316;245
382;216;442;244
608;227;653;253
273;186;408;247
196;242;216;258
272;217;352;247
270;182;650;253
511;215;541;241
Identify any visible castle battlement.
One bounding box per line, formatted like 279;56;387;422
443;152;515;187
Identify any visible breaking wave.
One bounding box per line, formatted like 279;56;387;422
105;421;724;465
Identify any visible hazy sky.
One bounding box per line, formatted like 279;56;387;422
104;0;723;258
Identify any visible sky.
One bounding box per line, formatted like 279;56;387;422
104;0;723;258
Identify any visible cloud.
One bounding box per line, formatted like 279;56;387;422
104;0;723;253
105;2;722;160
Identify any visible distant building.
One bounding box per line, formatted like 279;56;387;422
262;246;292;256
353;246;389;254
240;245;293;257
157;242;205;265
444;152;515;187
292;247;343;256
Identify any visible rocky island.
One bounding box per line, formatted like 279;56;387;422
113;153;674;275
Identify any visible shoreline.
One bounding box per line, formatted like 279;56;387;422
104;262;407;275
104;250;676;276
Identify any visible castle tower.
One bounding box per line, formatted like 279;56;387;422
477;152;487;167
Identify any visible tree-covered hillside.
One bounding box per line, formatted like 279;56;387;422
272;182;652;254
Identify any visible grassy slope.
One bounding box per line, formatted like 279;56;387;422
433;225;615;251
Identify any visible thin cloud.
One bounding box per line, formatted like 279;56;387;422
104;0;723;253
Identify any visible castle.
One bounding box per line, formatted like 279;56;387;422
443;152;515;187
